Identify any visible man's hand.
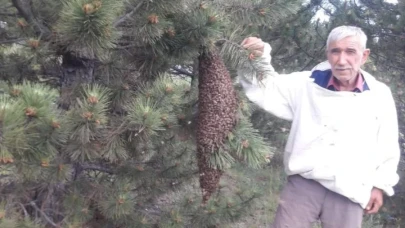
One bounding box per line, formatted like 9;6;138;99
241;37;266;58
365;187;384;214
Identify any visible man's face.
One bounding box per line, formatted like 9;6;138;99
327;36;370;83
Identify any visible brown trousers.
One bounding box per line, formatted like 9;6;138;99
272;175;364;228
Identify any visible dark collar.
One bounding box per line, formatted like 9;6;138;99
310;70;370;92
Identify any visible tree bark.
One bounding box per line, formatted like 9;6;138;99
11;0;51;38
59;52;96;109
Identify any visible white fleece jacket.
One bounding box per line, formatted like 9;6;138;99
239;43;401;209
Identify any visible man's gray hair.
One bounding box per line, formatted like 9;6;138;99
326;26;368;50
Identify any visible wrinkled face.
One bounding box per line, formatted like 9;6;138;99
327;36;370;83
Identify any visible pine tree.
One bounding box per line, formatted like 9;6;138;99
258;0;328;72
0;0;305;227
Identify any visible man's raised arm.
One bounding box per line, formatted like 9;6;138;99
237;37;308;121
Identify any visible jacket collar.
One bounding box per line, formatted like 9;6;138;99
310;61;376;90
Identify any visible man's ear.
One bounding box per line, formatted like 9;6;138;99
362;49;370;64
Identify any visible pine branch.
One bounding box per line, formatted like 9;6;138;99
0;12;15;16
0;174;11;179
18;203;29;219
370;54;405;71
113;1;145;27
300;55;321;72
113;44;143;50
0;4;14;10
0;38;26;45
293;37;317;59
81;163;115;174
11;0;51;38
137;206;162;216
319;3;334;16
170;66;194;77
29;201;58;227
314;22;327;41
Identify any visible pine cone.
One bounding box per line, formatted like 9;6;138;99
197;48;238;203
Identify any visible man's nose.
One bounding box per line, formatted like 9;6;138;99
337;52;347;65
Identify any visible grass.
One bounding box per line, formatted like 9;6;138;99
223;163;287;228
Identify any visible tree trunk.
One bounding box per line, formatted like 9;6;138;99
59;52;96;109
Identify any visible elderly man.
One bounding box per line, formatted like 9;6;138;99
239;26;400;227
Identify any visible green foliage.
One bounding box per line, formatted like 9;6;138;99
0;218;18;228
227;116;271;168
64;85;111;162
31;0;64;26
15;219;45;228
0;81;62;166
126;96;165;138
126;74;188;140
97;184;135;220
63;191;94;223
209;114;272;170
56;0;122;60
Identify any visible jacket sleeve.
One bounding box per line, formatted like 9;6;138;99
237;43;307;121
373;86;401;196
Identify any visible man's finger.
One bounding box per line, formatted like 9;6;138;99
367;203;380;214
241;37;259;46
365;202;375;214
251;50;263;57
241;38;248;46
367;200;383;214
243;42;264;52
242;38;261;46
365;198;374;211
243;41;262;49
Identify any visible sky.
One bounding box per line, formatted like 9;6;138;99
314;0;399;22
